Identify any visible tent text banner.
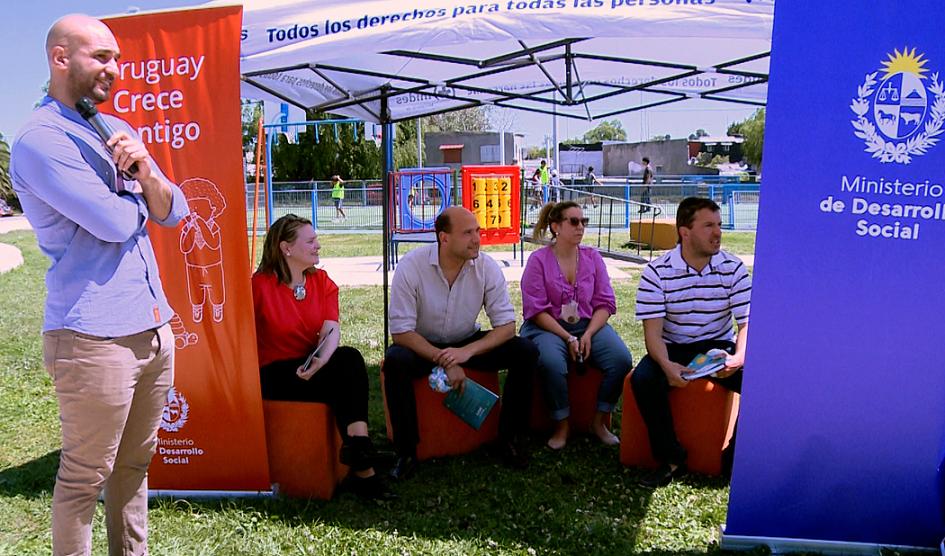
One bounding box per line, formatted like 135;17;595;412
230;0;772;123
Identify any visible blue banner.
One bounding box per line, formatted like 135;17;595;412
726;2;945;549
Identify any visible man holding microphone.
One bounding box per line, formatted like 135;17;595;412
11;14;188;556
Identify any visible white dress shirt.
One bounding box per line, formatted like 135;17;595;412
389;244;516;344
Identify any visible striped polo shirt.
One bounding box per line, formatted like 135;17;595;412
635;246;751;344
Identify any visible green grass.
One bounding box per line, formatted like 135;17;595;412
1;230;744;555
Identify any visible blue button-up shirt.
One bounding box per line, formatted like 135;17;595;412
11;96;188;337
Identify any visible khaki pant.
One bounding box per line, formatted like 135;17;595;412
43;324;174;556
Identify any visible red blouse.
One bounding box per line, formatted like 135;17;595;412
252;269;340;368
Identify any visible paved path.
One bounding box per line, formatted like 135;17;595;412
0;216;30;274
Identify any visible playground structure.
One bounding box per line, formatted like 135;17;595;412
384;165;523;265
461;165;521;246
391;167;454;232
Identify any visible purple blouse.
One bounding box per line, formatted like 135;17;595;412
521;245;617;321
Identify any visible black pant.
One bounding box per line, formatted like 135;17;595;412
260;345;369;441
630;340;742;466
382;332;538;457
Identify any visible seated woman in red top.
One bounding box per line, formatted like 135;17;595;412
252;214;388;499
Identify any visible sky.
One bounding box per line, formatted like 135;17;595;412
0;1;759;147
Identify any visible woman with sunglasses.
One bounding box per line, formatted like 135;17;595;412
520;201;633;450
252;214;390;499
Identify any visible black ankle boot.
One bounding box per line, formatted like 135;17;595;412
340;436;378;472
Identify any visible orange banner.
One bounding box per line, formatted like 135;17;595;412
103;7;270;491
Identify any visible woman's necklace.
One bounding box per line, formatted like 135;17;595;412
291;278;306;301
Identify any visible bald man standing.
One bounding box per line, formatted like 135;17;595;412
10;14;188;556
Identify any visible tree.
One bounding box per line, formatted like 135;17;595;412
489;107;517;135
35;80;50;108
422;107;491;133
241;100;264;156
0;133;16;210
393;120;420;169
693;152;729;168
729;108;765;169
525;145;547;160
688;128;709;141
582;119;626;142
268;111;380;182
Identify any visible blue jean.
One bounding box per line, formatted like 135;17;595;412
520;318;632;421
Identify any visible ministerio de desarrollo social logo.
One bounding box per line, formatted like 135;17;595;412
851;47;945;164
160;387;190;433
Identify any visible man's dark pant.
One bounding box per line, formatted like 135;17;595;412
382;331;538;457
630;340;742;467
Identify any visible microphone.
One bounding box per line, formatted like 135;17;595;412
75;97;138;178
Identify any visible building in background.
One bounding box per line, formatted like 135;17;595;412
424;131;525;168
687;136;744;164
556;137;746;178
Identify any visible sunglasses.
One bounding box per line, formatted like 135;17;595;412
563;216;590;227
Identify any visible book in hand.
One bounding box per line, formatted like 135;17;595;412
684;349;729;381
443;377;499;430
300;328;334;373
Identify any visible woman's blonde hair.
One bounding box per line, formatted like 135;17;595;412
256;214;314;284
533;201;581;240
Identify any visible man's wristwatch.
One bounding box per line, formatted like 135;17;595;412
566;335;578;344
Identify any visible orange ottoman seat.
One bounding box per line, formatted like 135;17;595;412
381;366;501;461
619;371;739;475
629;218;678;250
529;366;610;433
263;400;348;499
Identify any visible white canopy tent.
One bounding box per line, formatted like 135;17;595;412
228;0;773;123
216;0;774;341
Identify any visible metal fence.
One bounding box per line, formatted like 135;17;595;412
246;178;761;232
246;180;385;232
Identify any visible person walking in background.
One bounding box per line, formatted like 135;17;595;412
10;14;189;555
640;157;653;213
549;168;562;202
331;175;347;222
529;164;544;210
585;166;601;209
538;159;552;205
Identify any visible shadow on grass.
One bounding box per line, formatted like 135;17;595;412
0;450;58;498
172;434;677;554
165;362;732;553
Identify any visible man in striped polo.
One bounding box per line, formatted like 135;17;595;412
632;197;751;487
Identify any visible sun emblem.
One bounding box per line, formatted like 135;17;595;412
160;387;190;433
851;47;945;164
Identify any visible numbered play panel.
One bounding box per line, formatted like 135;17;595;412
461;165;521;246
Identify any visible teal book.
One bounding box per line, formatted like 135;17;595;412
443;377;499;430
684;349;728;381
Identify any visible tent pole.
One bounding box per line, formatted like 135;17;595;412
553;91;559;174
381;87;392;351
